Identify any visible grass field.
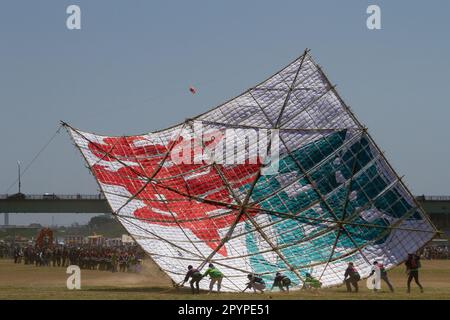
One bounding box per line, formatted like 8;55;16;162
0;259;449;300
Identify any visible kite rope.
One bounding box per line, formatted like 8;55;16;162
4;124;63;194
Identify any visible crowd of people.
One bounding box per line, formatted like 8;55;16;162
0;242;10;259
422;245;449;259
180;263;319;295
324;253;423;294
180;253;427;294
0;240;446;294
10;243;145;273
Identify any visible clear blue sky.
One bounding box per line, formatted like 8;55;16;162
1;0;449;225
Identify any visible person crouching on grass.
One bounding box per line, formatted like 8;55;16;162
303;273;322;290
244;273;266;293
202;263;224;294
343;262;361;292
270;272;291;292
181;265;203;294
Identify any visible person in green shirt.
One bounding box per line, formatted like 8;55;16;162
303;273;322;290
202;263;224;293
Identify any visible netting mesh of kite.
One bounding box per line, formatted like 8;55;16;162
64;50;437;292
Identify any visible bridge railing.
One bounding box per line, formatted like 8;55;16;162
0;194;105;200
416;195;450;201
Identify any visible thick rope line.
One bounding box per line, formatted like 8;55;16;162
5;125;63;194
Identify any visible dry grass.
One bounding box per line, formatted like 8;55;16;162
0;259;449;300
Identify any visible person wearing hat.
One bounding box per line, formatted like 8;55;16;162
343;262;361;292
270;272;292;292
303;272;322;290
202;263;224;293
369;261;394;292
405;253;423;293
181;265;203;294
244;273;266;293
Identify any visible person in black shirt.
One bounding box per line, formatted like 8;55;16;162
181;265;203;294
244;274;266;293
270;272;291;292
405;253;423;293
343;262;360;292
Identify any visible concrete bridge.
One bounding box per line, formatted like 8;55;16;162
0;194;110;226
1;193;449;232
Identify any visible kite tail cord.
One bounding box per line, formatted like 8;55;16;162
4;124;63;194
